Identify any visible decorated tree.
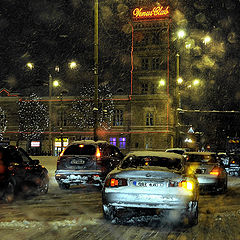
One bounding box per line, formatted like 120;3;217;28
69;82;114;130
18;93;49;140
0;107;7;140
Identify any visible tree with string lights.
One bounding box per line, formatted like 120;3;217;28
0;107;7;140
69;82;114;130
18;93;49;141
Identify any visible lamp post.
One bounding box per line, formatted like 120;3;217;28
93;0;99;141
60;92;63;153
48;74;53;155
175;53;180;147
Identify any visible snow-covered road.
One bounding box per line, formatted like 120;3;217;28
0;156;240;240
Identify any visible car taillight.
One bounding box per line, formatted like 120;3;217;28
178;180;193;191
96;146;101;159
105;178;128;187
210;166;221;176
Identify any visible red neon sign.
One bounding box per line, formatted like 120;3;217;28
132;6;169;20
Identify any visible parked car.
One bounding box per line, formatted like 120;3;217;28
165;148;190;155
55;140;124;189
184;152;227;193
0;145;49;203
219;153;240;176
102;151;199;226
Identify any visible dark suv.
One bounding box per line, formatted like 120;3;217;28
0;145;49;203
55;140;124;189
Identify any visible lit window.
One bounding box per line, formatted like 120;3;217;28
145;136;152;149
113;109;123;126
109;137;117;146
119;137;126;149
146;113;153;126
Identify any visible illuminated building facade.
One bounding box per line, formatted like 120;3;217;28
0;1;176;155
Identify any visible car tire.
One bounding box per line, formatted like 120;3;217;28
220;179;227;194
40;182;49;194
59;183;70;190
102;204;116;221
186;201;198;226
3;181;15;203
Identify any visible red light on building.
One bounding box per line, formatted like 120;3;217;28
132;6;170;21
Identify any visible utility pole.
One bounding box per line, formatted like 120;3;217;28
93;0;99;141
48;73;53;155
175;53;180;147
60;92;63;153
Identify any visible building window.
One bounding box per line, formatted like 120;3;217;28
141;58;149;70
113;109;123;126
152;57;160;70
119;137;126;149
109;137;117;146
152;32;160;45
146;112;153;126
141;83;148;94
145;136;152;149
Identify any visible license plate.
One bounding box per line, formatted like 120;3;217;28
71;159;85;165
132;181;164;187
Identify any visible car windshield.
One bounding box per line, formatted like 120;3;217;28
63;145;96;156
121;155;182;170
186;154;217;163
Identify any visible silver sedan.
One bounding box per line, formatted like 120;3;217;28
184;152;227;193
102;151;199;226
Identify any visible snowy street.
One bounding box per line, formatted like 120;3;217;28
1;156;240;240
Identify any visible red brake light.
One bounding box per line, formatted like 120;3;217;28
105;178;128;187
96;146;101;158
210;167;220;176
232;160;235;164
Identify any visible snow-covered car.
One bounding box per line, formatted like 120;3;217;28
184;152;227;193
0;145;49;203
165;148;190;155
55;140;124;189
102;151;199;226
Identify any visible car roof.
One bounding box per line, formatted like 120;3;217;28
165;148;189;151
69;140;109;145
126;151;184;159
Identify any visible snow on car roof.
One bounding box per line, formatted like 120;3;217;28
126;151;184;159
70;140;108;145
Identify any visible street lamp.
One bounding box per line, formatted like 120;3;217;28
93;0;99;142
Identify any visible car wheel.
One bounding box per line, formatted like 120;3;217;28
40;182;49;194
186;201;198;226
102;204;116;221
59;183;70;190
220;179;227;194
3;181;15;203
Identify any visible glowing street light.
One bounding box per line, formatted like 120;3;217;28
159;79;166;87
177;77;183;85
177;30;186;39
53;80;60;87
26;62;34;70
69;61;77;69
193;79;200;86
203;36;211;45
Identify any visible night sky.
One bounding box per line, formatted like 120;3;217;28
0;0;239;112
